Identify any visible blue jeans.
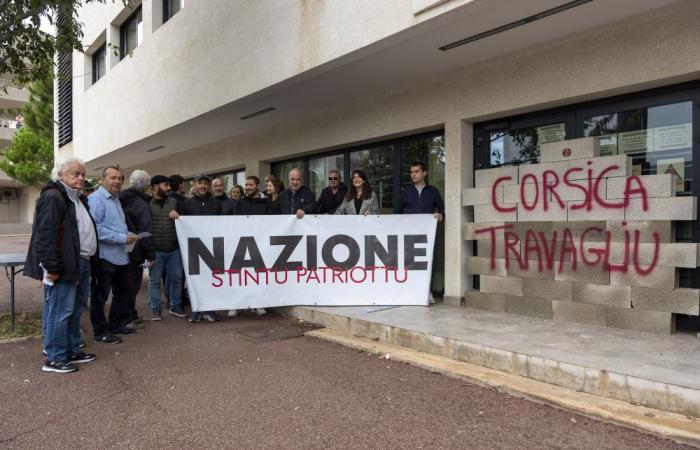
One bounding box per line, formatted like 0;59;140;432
148;249;183;310
43;258;90;362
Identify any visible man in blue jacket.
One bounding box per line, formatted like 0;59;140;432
394;162;444;303
394;162;444;221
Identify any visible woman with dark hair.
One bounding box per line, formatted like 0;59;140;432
229;185;244;200
264;174;284;213
334;170;379;215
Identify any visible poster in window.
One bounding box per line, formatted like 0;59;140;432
536;123;566;144
657;158;685;193
618;129;651;154
653;124;692;152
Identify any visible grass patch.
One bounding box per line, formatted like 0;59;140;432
0;311;42;340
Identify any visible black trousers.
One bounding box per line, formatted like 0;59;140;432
90;259;130;337
119;261;145;324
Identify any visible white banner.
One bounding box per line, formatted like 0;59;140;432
175;215;437;311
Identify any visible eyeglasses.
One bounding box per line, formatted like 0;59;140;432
328;177;339;181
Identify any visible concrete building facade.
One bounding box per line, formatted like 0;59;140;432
60;0;700;332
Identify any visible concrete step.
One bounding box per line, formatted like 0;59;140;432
282;304;700;419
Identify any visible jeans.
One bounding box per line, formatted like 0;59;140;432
90;259;130;337
148;249;183;310
44;258;90;362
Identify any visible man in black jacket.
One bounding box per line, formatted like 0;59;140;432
316;169;346;214
228;175;270;318
148;175;188;320
25;158;98;373
172;174;222;322
235;175;274;215
118;170;155;327
212;177;237;214
278;168;316;218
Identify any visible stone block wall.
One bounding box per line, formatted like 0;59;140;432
463;137;699;334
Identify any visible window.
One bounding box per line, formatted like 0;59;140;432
210;168;246;195
120;6;143;59
163;0;183;22
308;154;344;198
271;130;446;295
92;44;106;84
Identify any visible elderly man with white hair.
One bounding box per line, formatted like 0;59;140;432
118;169;156;328
25;158;98;373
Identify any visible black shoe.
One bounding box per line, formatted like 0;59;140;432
169;306;187;318
68;352;97;364
42;360;78;373
95;334;122;344
113;326;137;335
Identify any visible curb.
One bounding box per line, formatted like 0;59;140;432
306;328;700;447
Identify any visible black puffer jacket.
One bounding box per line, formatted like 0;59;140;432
120;187;155;263
150;196;179;252
25;181;97;282
181;194;222;216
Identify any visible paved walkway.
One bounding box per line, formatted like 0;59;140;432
0;311;691;449
285;305;700;418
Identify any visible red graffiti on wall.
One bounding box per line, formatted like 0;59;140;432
491;162;649;213
477;162;659;276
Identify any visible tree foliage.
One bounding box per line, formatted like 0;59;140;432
0;67;53;186
0;0;109;88
0;127;53;185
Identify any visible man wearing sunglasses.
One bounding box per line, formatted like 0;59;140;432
316;170;347;214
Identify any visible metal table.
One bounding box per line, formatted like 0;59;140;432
0;253;27;332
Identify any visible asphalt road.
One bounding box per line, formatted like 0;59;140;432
0;236;694;449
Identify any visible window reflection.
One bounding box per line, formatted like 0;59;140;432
490;123;565;166
350;146;393;213
308;154;344;198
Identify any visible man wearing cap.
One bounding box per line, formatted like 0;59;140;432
148;175;187;320
171;174;222;322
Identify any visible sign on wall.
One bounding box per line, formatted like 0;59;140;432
175;215;437;311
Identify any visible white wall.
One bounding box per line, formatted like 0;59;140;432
127;1;700;301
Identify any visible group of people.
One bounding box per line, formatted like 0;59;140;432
26;159;444;374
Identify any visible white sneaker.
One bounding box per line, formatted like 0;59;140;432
227;309;238;318
254;308;266;316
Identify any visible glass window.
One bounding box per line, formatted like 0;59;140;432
308;154;344;198
92;44;106;84
272;160;304;188
584;101;693;194
164;0;183;22
400;134;445;193
120;6;143;59
350;145;394;213
489;122;566;166
209;169;246;196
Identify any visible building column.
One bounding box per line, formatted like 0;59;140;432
443;119;473;305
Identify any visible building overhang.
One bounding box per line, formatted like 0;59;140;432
81;0;685;173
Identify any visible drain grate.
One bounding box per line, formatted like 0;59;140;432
234;322;318;343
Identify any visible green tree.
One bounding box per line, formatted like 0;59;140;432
0;68;54;186
0;0;118;88
0;128;52;185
